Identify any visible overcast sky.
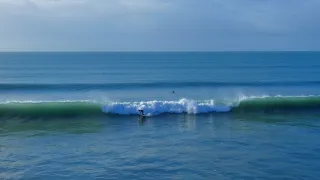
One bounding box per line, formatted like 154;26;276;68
0;0;319;51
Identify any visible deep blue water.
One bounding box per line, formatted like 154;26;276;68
1;52;320;179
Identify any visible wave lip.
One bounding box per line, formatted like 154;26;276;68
1;96;320;118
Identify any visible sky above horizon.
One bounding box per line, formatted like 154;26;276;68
0;0;320;51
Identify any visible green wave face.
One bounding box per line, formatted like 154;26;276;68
0;102;103;118
235;96;320;112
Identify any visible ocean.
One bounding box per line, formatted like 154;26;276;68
1;52;320;180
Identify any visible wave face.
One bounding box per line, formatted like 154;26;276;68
1;96;320;118
234;96;320;112
0;101;103;118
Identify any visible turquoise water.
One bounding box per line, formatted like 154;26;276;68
1;52;320;179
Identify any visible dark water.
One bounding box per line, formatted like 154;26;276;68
1;52;320;179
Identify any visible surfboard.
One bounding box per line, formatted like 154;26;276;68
139;114;149;118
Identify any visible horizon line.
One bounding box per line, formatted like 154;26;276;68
0;50;319;53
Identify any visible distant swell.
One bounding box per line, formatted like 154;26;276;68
1;81;320;91
1;96;320;118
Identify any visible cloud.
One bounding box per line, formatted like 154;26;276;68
0;0;319;51
0;0;171;17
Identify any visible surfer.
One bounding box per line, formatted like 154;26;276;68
172;90;175;93
138;109;145;116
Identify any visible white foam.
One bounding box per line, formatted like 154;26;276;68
101;98;232;115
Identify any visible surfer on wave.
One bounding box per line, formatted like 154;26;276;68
138;109;145;116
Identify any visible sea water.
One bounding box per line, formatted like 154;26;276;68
1;52;320;179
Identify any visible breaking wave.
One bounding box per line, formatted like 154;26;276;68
1;95;320;118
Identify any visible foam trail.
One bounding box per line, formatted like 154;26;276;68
101;98;232;115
